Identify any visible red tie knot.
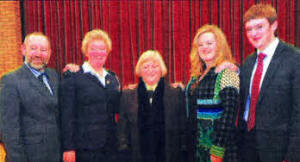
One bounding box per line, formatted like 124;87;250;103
258;53;266;60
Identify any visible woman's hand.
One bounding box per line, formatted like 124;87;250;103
63;150;76;162
123;84;138;90
215;61;239;73
210;154;223;162
171;82;185;90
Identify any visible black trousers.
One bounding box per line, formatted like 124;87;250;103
239;128;284;162
76;147;118;162
239;129;262;162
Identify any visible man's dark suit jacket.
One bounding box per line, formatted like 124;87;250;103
0;65;61;162
238;41;300;162
59;69;120;151
117;80;186;162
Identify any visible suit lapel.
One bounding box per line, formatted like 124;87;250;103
84;72;106;89
45;68;58;97
258;41;285;103
22;65;53;97
242;54;257;106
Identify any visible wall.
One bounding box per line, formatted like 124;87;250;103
0;1;22;78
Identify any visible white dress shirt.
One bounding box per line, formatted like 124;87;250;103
82;62;108;87
244;38;280;121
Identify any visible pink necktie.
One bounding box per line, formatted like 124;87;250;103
248;53;266;131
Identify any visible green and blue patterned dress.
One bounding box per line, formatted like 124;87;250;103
186;68;239;162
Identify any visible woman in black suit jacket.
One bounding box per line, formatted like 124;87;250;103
60;29;120;162
118;50;186;162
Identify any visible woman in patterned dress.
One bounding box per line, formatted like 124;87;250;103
185;24;240;162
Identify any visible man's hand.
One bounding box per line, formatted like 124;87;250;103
210;154;223;162
63;63;80;73
215;61;239;73
171;82;185;90
63;150;76;162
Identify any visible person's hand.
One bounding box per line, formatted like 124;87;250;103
63;63;80;73
210;154;223;162
0;142;6;162
215;61;238;73
63;150;76;162
123;84;138;90
171;82;185;90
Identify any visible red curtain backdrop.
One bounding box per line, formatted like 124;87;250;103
21;0;300;85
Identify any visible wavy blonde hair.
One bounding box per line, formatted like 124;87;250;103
135;50;167;77
190;24;235;78
81;29;112;55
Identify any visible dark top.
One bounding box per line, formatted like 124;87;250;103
137;78;166;162
118;78;186;162
59;68;120;151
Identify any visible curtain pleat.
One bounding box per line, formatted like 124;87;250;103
296;0;300;46
120;1;132;84
21;0;300;85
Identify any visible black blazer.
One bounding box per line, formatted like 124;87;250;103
238;41;300;162
117;80;186;162
0;65;61;162
59;68;120;151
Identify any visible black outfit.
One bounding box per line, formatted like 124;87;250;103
59;68;120;162
118;78;186;162
138;79;166;162
238;41;300;162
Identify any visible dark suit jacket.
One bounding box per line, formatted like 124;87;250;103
117;81;186;162
238;41;300;162
0;65;61;162
59;69;120;151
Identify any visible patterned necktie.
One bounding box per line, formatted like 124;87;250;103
38;72;47;82
248;53;266;131
38;72;53;95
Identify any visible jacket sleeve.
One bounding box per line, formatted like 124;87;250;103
59;74;77;151
0;75;27;161
184;78;197;162
117;91;131;151
211;70;239;158
285;53;300;161
177;88;187;152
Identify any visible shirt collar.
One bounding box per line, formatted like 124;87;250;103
82;62;108;78
145;83;158;91
24;62;44;78
257;38;279;57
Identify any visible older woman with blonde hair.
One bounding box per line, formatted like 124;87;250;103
185;24;239;162
118;50;186;162
60;29;121;162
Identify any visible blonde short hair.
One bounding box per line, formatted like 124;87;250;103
243;3;277;24
24;32;51;48
135;50;167;77
190;24;234;78
81;29;112;55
